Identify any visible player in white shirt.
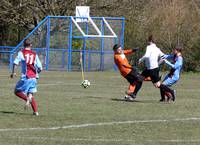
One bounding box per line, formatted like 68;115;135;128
138;35;176;101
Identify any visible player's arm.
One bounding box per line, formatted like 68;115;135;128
123;48;139;55
164;56;183;69
35;55;43;73
162;54;174;60
139;47;149;64
10;63;17;78
10;51;23;78
158;48;165;58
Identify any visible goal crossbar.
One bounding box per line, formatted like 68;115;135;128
71;16;117;38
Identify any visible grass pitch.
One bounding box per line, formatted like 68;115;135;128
0;69;200;145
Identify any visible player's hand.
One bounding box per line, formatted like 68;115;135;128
158;58;165;65
10;73;16;78
138;58;142;65
161;55;166;59
163;59;167;63
132;47;139;52
37;68;42;73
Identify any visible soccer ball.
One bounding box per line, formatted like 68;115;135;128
81;80;90;88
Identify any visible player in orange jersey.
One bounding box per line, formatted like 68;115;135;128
113;44;143;101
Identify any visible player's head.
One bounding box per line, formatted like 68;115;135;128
148;35;155;44
24;39;32;48
113;44;122;54
174;47;182;54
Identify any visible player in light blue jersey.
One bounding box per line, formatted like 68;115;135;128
160;47;183;102
10;39;42;115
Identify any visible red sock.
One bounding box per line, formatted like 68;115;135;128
31;97;38;112
15;91;27;101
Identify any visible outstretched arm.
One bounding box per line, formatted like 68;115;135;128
163;54;174;60
164;56;183;69
123;48;139;55
139;47;149;64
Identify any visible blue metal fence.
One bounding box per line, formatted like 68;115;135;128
0;16;125;71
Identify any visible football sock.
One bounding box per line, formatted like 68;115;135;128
133;81;143;95
128;84;136;92
15;91;27;101
31;97;38;112
160;87;165;101
160;84;174;97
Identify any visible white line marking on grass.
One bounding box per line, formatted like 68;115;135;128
147;139;200;143
0;117;200;132
3;136;200;143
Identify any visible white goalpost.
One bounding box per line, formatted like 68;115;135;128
74;6;117;38
74;6;118;87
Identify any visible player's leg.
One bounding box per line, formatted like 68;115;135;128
26;78;39;115
15;91;27;101
125;69;144;100
144;76;151;81
159;87;165;102
150;67;161;88
159;74;169;101
126;81;143;98
162;78;177;101
159;84;176;101
152;78;175;102
27;93;39;115
149;67;174;101
14;79;28;101
133;81;143;96
125;84;136;101
133;69;149;93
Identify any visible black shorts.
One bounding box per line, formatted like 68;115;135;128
141;67;160;83
125;69;143;84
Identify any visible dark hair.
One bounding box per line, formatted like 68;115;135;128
148;35;155;43
175;47;182;52
24;39;32;47
113;44;121;51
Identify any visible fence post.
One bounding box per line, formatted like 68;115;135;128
9;53;14;70
68;17;73;71
100;18;105;71
45;16;51;70
121;18;125;48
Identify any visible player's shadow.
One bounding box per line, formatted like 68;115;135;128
111;98;141;102
72;96;104;99
0;111;29;115
111;98;157;103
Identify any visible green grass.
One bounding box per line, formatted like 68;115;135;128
0;69;200;145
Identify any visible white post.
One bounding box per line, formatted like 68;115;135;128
88;17;102;36
71;16;86;37
102;17;117;38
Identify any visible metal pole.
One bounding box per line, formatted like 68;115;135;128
45;16;51;70
68;17;73;71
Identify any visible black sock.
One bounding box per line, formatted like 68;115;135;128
160;87;165;101
133;81;143;96
160;84;174;96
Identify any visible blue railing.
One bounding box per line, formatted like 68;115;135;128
0;46;15;69
1;15;124;71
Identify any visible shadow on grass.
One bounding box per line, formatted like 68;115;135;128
0;111;29;116
111;98;159;103
72;96;104;99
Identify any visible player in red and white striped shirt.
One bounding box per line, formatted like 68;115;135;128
10;39;42;116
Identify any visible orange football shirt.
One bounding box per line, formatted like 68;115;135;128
114;50;133;77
